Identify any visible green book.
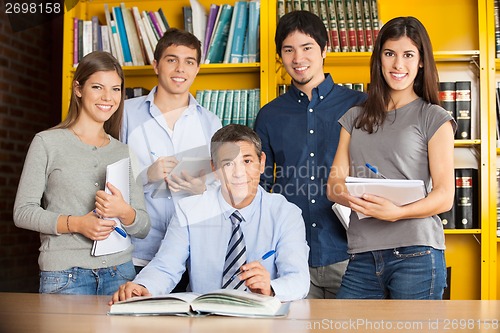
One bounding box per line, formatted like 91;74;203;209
205;4;234;64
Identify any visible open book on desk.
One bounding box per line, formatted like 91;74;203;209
91;158;131;256
108;289;289;318
345;176;426;219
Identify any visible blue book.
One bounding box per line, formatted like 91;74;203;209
223;90;234;126
246;0;260;63
231;90;242;124
113;6;133;65
229;2;249;63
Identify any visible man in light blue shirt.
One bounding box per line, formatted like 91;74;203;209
112;124;310;302
121;28;221;280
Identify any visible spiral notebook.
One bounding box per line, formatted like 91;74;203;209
91;157;132;256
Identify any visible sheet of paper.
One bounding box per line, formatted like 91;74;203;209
92;158;132;256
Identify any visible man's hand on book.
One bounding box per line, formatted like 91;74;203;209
238;261;272;296
110;282;151;305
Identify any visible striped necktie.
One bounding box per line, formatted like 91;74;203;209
221;210;247;290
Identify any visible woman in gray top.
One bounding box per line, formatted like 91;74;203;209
13;52;150;295
327;17;456;299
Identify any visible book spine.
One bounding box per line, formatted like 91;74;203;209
113;6;133;65
223;90;234;126
293;0;301;11
335;0;349;52
148;11;163;39
317;0;331;52
223;2;240;63
230;2;249;63
439;206;455;229
232;90;242;125
353;0;365;52
309;0;320;17
121;4;145;66
195;89;204;106
247;1;260;63
496;82;500;143
301;0;310;11
277;0;286;19
132;7;154;65
101;26;111;53
361;0;373;51
203;5;220;62
438;82;456;121
239;90;248;125
73;17;78;66
183;6;194;34
104;4;123;65
495;0;500;58
455;168;478;229
142;11;158;52
370;0;380;42
82;20;93;58
285;0;293;13
91;16;99;52
158;8;170;30
216;90;227;120
209;89;220;115
201;90;212;110
455;81;472;140
326;0;340;52
154;11;167;35
344;0;357;52
206;5;234;64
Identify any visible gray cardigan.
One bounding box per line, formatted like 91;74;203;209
13;129;150;271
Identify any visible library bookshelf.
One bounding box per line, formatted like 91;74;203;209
61;0;498;299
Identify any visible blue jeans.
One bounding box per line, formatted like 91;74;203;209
337;246;446;299
39;261;136;295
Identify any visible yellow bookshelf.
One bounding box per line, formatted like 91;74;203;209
61;0;498;299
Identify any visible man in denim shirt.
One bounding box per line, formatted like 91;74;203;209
254;11;366;298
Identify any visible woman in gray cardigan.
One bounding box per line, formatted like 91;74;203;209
13;51;150;295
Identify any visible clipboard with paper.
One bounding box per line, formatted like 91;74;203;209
345;176;426;219
91;158;132;256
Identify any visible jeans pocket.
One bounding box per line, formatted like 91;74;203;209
39;269;74;294
113;261;136;281
393;246;432;259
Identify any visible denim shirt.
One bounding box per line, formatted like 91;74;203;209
254;74;367;267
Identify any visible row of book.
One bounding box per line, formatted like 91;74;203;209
439;168;479;229
438;81;472;140
185;0;261;64
73;3;171;66
196;89;260;127
277;0;380;53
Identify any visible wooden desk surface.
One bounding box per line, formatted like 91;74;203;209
1;293;499;333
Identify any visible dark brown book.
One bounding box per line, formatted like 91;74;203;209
438;82;456;121
454;168;478;229
455;81;472;140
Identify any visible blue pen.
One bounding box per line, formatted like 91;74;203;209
150;151;159;160
229;250;276;282
365;163;387;179
93;209;127;238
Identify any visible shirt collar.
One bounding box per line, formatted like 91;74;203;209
288;73;334;101
218;186;262;223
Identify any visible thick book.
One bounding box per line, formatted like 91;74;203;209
108;289;289;318
353;0;365;52
183;6;194;34
344;0;357;52
455;81;472;140
91;158;131;256
361;0;373;51
454;168;478;229
227;1;249;64
246;0;260;63
131;7;154;65
317;0;332;51
345;176;425;219
370;0;380;42
438;206;455;229
104;4;124;65
439;82;456;121
335;0;349;52
326;0;341;52
190;0;207;49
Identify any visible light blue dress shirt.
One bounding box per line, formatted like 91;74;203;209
121;87;222;263
134;186;310;302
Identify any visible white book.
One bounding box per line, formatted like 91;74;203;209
190;0;207;49
121;3;145;66
104;4;124;65
142;11;158;52
101;25;111;53
109;289;289;318
345;176;425;219
91;158;131;256
82;20;93;58
132;6;154;65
